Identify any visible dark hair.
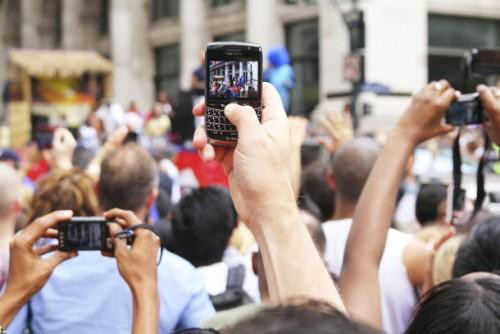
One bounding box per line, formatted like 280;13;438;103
172;187;237;267
452;216;500;278
415;183;447;226
331;137;380;203
300;161;335;221
98;143;157;212
228;300;379;334
406;277;500;334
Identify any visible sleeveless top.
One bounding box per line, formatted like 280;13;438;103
322;219;417;334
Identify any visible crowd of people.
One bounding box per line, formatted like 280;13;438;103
0;75;499;334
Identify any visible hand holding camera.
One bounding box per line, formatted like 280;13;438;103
395;79;455;145
0;211;77;328
477;85;500;146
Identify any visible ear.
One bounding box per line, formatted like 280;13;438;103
145;189;159;210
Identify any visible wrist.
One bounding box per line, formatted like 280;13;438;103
390;126;419;148
129;277;158;297
0;289;29;327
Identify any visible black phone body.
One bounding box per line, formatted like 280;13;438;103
205;42;263;146
58;217;112;251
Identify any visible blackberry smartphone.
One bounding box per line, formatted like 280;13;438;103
58;217;112;251
205;42;262;146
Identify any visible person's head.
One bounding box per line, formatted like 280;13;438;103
415;183;447;226
98;143;158;219
0;163;22;221
267;47;291;68
300;161;335;221
452;216;500;278
158;91;169;104
331;137;380;206
128;101;137;113
406;275;500;334
172;186;238;267
0;149;20;169
228;300;379;334
152;102;163;117
30;168;99;221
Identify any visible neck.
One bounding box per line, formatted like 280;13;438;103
333;196;357;221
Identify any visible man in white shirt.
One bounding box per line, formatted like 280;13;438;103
322;137;431;334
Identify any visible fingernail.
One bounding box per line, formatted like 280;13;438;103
61;210;73;215
477;84;487;92
224;104;238;117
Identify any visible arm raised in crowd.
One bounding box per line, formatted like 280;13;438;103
0;211;77;328
193;83;345;311
105;209;161;334
478;84;500;146
340;80;456;329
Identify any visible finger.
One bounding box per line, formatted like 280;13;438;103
193;126;207;149
224;103;265;141
477;84;498;115
23;211;73;246
200;143;216;162
45;250;77;269
104;209;139;227
42;228;58;239
193;101;206;117
261;83;287;123
132;228;160;252
438;88;457;112
35;243;59;256
437;79;450;94
109;223;127;254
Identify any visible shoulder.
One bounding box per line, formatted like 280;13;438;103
157;251;206;294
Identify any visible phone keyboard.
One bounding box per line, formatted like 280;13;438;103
206;104;262;142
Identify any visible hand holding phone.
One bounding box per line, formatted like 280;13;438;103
205;42;263;146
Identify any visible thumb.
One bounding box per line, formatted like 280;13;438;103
224;103;264;140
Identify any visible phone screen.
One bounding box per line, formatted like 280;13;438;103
207;60;260;101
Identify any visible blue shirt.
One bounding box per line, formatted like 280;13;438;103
8;251;215;333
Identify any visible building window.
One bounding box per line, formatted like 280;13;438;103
211;0;243;7
152;0;179;20
428;14;500;89
285;19;319;116
155;44;180;98
99;0;109;35
214;31;246;42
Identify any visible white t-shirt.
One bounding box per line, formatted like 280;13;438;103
322;219;417;334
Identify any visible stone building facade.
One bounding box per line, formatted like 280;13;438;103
0;0;500;121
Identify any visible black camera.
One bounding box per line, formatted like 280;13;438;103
445;93;483;126
58;217;113;251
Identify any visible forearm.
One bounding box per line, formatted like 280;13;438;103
131;283;159;334
288;144;302;199
250;198;345;312
0;291;28;327
340;130;415;327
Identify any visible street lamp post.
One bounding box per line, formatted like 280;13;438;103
332;0;365;129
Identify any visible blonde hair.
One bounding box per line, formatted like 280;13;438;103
433;234;466;285
30;168;99;221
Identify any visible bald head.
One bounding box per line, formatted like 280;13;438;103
99;143;157;212
0;163;21;216
332;137;381;203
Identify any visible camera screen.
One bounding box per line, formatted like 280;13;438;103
65;221;104;250
208;60;259;100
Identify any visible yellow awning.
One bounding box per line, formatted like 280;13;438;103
9;49;112;78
